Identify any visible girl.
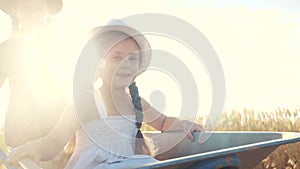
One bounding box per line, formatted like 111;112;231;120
7;22;203;169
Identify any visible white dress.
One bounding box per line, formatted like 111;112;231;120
64;93;158;169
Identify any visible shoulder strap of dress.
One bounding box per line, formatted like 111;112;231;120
93;90;108;118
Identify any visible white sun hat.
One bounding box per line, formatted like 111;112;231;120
88;19;152;74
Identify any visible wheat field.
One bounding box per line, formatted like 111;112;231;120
199;108;300;169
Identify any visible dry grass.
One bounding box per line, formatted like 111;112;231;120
204;108;300;169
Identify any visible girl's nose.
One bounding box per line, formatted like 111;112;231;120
120;59;130;69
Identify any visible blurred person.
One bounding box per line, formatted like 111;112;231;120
0;0;62;32
0;0;71;168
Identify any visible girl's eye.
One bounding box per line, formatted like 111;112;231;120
129;57;136;61
113;55;122;59
129;55;138;61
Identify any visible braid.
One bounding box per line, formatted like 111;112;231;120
129;82;150;155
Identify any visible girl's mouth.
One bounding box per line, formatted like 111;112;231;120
116;73;131;77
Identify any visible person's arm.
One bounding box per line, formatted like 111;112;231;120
39;103;80;160
141;98;203;141
7;102;80;165
0;48;8;86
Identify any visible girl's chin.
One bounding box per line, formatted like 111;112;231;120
111;80;132;89
101;76;134;89
114;76;134;84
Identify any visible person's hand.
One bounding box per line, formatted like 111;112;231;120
181;120;205;141
7;139;43;167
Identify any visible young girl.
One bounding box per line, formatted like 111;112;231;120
7;22;203;169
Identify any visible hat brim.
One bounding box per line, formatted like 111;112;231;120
90;25;152;74
0;0;63;16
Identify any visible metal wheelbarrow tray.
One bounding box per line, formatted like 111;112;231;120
139;131;300;169
1;131;299;169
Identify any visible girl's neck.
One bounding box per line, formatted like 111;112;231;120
98;83;134;116
99;83;128;101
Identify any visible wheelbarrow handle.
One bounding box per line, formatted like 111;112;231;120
19;159;41;169
0;148;16;169
0;148;41;169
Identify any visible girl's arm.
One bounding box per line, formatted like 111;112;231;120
141;98;203;141
141;98;181;131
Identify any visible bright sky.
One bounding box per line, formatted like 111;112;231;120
0;0;299;122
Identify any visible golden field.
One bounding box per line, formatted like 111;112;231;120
213;108;300;169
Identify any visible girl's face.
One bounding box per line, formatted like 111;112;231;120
98;38;140;89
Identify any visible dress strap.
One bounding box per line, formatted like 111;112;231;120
93;90;108;118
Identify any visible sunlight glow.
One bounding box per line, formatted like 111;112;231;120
0;1;300;122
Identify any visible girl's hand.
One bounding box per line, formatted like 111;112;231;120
181;120;204;141
7;139;43;167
